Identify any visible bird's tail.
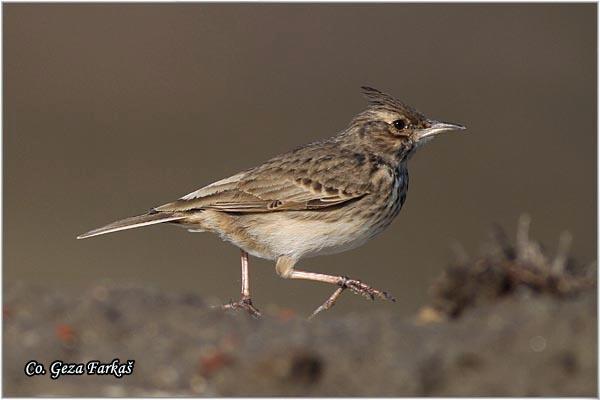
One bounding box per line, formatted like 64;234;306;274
77;211;186;239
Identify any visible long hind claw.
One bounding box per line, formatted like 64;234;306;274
308;287;345;320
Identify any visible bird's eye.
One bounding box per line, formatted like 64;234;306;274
393;119;408;130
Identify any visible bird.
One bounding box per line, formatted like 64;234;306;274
78;86;465;319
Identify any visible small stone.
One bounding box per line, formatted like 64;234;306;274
530;335;547;352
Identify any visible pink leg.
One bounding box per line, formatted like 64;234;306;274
222;250;261;318
241;250;250;298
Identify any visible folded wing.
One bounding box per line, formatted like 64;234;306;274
155;149;372;213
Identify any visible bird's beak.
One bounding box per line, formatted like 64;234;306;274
415;121;466;141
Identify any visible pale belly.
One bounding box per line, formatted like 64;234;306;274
241;215;378;260
226;188;404;261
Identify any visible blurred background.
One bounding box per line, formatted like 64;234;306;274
4;4;596;317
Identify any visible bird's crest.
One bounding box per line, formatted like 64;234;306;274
358;86;426;124
361;86;418;114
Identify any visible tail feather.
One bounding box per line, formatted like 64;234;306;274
77;212;186;239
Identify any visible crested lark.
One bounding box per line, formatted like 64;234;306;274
78;87;465;319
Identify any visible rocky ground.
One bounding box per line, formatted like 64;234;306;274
4;217;597;396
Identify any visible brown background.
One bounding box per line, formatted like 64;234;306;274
4;4;596;317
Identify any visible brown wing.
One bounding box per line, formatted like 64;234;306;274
155;144;374;213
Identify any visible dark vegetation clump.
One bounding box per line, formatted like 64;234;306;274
425;215;596;320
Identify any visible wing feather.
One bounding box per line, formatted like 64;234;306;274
155;146;373;213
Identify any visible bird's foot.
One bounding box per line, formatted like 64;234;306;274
222;296;262;319
308;277;395;320
338;276;396;302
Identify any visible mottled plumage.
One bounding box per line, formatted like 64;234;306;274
79;87;465;318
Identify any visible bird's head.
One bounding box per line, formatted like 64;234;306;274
345;86;465;163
